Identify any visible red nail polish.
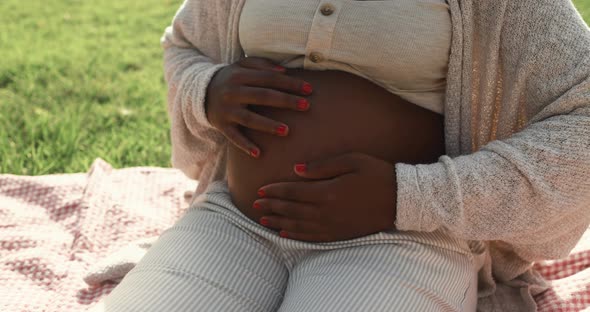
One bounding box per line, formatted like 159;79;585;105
260;217;269;226
253;202;261;210
279;231;288;238
297;98;309;111
301;82;313;95
250;148;260;158
295;163;307;173
257;189;266;198
274;65;286;72
275;124;288;136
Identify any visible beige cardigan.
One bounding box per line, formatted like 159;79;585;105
160;0;590;310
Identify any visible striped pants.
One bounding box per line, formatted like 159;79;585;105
103;181;478;311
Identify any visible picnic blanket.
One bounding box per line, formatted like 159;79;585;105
1;158;589;311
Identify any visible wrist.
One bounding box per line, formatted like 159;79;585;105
204;67;222;125
197;63;228;128
390;164;398;230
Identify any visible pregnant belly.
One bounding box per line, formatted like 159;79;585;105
226;69;445;225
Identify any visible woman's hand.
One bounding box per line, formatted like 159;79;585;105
253;152;397;242
205;57;313;158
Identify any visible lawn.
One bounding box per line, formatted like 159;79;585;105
0;0;179;175
577;0;590;22
1;1;589;175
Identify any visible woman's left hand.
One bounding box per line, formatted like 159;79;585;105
254;152;397;242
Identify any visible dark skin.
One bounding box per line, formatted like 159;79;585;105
206;57;445;242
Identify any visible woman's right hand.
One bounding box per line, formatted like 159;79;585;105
205;57;313;158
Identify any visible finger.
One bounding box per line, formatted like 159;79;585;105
238;57;286;73
231;109;289;136
279;231;333;242
236;86;310;112
259;215;322;234
221;126;261;158
258;180;330;202
253;199;320;221
238;69;313;96
294;153;370;179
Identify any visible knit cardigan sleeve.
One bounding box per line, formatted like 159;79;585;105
160;0;231;180
395;0;590;261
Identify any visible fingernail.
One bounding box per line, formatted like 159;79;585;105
301;82;313;95
294;163;307;173
260;217;269;226
279;231;288;238
253;202;261;210
257;189;266;197
297;98;310;111
274;65;286;72
250;148;260;158
275;124;288;136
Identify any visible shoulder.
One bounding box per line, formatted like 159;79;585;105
168;0;245;47
178;0;243;18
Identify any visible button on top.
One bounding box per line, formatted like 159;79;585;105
320;4;335;16
309;52;324;63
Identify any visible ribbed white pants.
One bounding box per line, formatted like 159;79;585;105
103;181;478;311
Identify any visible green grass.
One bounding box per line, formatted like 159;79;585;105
0;1;589;175
577;0;590;22
0;0;179;175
